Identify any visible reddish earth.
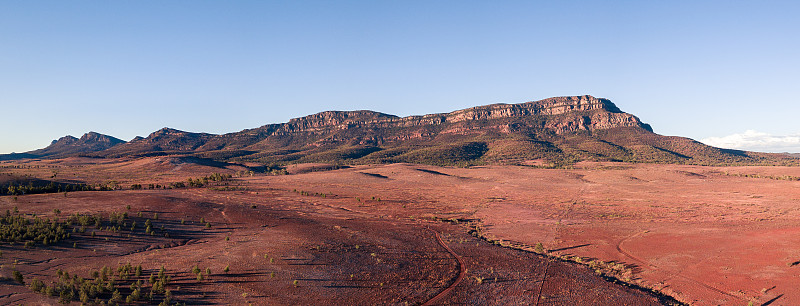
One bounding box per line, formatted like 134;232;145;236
7;157;798;304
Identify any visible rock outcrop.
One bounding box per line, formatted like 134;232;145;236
269;95;651;137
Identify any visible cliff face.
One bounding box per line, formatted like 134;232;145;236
269;95;651;137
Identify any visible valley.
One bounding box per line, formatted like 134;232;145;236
3;157;799;304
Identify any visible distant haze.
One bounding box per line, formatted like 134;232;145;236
1;1;799;154
701;131;800;153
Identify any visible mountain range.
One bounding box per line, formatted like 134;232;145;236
4;95;796;166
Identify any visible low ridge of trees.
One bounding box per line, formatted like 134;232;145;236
1;181;92;196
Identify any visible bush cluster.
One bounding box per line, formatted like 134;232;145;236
27;264;183;305
0;210;70;246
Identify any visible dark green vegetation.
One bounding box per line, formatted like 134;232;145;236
0;209;72;247
1;207;211;304
0;177;93;196
3;96;798;167
132;173;233;190
0;172;232;198
27;264;183;305
0;207;205;248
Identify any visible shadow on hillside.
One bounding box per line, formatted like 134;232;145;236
360;172;389;179
416;168;452;176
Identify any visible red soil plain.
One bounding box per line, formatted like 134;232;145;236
3;157;799;305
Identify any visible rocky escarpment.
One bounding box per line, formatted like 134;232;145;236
8;95;786;166
271;95;651;136
7;96;657;160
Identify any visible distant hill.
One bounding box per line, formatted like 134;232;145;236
4;96;798;166
97;128;217;157
0;132;124;160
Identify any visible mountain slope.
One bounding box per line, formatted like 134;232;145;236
6;96;797;166
1;132;125;160
97;128;218;157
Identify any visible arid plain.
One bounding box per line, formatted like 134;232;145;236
2;96;798;305
3;156;799;305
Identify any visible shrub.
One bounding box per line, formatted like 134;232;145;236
59;289;74;304
28;278;44;292
110;289;123;303
12;270;24;284
534;242;545;253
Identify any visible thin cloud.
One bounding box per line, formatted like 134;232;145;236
701;130;800;153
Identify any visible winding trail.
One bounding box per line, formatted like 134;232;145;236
533;258;552;305
421;228;467;306
615;230;654;269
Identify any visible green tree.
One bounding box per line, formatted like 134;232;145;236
59;288;74;304
12;270;24;285
534;242;545;253
135;265;143;277
28;278;44;292
109;289;123;304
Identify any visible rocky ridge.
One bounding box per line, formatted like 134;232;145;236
276;95;650;135
3;96;793;166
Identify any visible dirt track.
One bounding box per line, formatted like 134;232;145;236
421;228;466;306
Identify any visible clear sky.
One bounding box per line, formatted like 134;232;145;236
2;1;799;154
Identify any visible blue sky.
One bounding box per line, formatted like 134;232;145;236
2;1;799;153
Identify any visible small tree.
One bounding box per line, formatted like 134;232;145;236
135;265;143;277
28;278;44;292
110;289;123;303
12;270;24;285
59;289;74;304
534;242;545;253
223;265;230;273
